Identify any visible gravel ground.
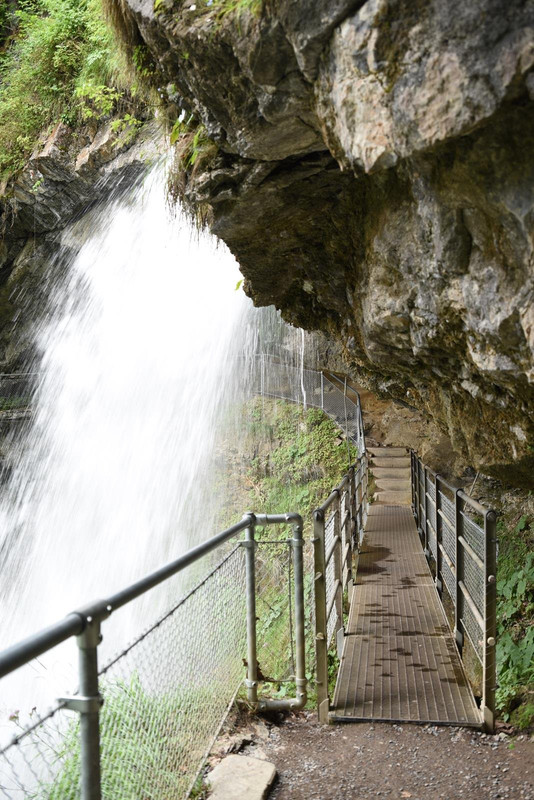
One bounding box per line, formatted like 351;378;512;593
239;714;534;800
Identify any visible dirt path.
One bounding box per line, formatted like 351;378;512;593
242;713;534;800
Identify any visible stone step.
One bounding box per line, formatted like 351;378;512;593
370;456;411;470
374;489;412;506
367;446;409;457
372;467;411;481
374;477;411;492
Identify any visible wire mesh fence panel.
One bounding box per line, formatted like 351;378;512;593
255;540;295;683
96;546;247;800
302;539;315;677
426;476;438;561
441;555;456;605
462;514;485;562
340;488;350;589
262;361;300;404
257;359;322;411
463;546;485;615
462;602;484;662
0;374;36;402
322;378;359;444
0;547;248;800
0;703;79;800
249;357;365;453
440;493;456;565
426;476;437;559
0;374;36;415
301;369;322;409
324;511;337;647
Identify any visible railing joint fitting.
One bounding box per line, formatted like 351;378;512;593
240;540;257;550
58;695;103;715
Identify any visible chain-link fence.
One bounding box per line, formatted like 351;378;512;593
251;355;365;453
411;451;497;731
0;374;36;416
0;513;306;799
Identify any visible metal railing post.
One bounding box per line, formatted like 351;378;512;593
313;509;329;723
78;620;103;800
244;514;258;706
454;490;465;654
58;618;104;800
435;476;443;597
483;510;497;733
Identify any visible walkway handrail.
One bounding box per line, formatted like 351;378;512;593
410;450;497;732
313;452;369;722
0;516;252;679
0;511;306;800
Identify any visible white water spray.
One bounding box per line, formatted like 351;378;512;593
0;168;253;733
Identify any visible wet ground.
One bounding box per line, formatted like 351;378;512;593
228;712;534;800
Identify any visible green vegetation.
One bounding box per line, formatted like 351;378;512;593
496;513;534;728
243;399;356;524
167;116;218;219
154;0;263;21
216;397;357;707
31;676;218;799
0;0;140;179
210;0;263;19
0;395;31;411
170;119;218;172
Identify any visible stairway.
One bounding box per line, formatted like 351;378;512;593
368;446;411;505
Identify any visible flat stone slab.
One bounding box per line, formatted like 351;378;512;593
207;754;277;800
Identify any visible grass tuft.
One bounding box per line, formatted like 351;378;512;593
0;0;146;180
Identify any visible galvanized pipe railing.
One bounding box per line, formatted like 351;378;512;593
410;450;497;732
0;511;305;800
313;452;369;723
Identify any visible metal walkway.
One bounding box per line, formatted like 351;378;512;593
332;502;481;726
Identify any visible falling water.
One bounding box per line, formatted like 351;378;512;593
0;167;256;736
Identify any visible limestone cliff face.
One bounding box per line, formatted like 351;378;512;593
118;0;534;486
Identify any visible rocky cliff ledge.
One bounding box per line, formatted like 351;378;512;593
117;0;534;485
0;119;160;367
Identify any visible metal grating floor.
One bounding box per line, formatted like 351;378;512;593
332;504;481;726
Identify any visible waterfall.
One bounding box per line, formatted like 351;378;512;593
0;167;255;735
